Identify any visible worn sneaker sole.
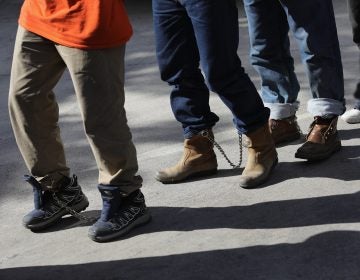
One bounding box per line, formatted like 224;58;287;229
295;142;341;161
88;209;152;243
24;198;89;231
239;157;278;189
155;169;218;184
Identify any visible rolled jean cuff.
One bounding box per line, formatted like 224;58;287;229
185;130;200;139
264;101;299;119
307;98;345;117
184;125;214;139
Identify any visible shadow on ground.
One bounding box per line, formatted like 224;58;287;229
1;230;359;280
34;191;360;234
268;144;360;186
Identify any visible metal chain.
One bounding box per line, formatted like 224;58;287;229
201;130;243;169
50;131;243;222
52;192;96;223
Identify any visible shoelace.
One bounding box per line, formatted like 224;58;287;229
51;191;96;223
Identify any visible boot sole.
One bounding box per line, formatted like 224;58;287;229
88;209;152;243
156;169;218;184
24;198;89;231
239;157;278;189
295;142;341;161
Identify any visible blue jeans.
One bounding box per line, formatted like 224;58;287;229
243;0;345;119
152;0;269;138
354;82;360;109
348;0;360;109
348;0;360;46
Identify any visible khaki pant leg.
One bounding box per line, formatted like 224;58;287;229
56;44;141;194
8;27;70;187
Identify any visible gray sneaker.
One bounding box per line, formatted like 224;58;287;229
23;175;89;231
88;186;151;242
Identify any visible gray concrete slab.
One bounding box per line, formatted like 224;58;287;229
0;0;359;279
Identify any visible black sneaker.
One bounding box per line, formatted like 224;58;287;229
23;175;89;231
88;187;151;242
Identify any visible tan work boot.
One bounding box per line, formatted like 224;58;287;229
155;130;218;183
239;124;278;188
269;116;302;146
295;116;341;161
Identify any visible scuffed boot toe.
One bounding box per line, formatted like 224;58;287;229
155;168;180;183
239;156;278;189
155;166;217;184
295;116;341;161
295;141;341;161
239;124;278;189
23;209;48;229
155;131;218;184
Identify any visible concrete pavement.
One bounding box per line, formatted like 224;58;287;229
0;1;360;279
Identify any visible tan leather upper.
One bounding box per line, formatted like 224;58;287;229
239;124;278;187
306;117;338;144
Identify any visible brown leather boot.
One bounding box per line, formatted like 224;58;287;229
155;130;217;183
239;124;278;188
295;116;341;161
269;116;302;146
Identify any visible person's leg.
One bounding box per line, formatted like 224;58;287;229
8;27;88;230
348;0;360;46
153;0;219;138
152;0;218;183
342;0;360;124
285;0;345;113
58;45;140;191
243;0;301;145
348;0;360;98
185;0;277;188
243;0;299;116
57;44;150;242
186;0;269;134
280;0;345;160
9;27;69;185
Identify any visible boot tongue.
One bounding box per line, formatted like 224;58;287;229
314;116;332;125
24;175;43;210
98;185;122;221
307;117;333;143
307;125;325;143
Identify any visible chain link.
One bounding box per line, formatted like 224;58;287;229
201;130;243;169
50;131;243;221
52;193;96;223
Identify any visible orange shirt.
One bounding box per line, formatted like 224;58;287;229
19;0;133;49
